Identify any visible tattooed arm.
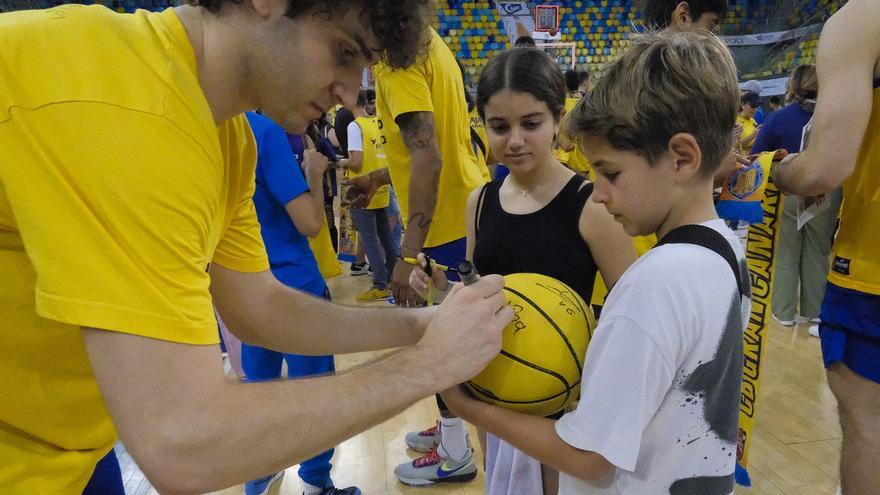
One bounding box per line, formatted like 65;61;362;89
391;111;443;307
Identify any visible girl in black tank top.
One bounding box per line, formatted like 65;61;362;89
408;48;636;495
473;175;597;302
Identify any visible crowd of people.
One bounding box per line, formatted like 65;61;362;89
0;0;877;494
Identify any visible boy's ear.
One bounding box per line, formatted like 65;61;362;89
250;0;276;18
668;133;702;179
673;1;693;26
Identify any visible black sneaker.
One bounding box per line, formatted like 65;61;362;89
350;262;370;276
309;487;362;495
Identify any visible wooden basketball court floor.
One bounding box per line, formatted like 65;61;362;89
120;267;843;495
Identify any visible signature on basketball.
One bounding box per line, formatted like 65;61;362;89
510;304;526;333
535;283;583;317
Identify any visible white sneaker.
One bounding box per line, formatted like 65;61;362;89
808;325;820;338
772;314;794;327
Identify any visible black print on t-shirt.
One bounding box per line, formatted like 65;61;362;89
738;259;752;299
668;292;743;495
682;292;743;443
669;475;734;495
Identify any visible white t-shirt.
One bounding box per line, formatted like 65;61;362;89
556;219;750;495
346;120;363;152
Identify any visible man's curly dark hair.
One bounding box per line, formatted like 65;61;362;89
192;0;433;68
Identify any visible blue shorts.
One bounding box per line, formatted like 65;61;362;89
818;282;880;383
423;237;467;282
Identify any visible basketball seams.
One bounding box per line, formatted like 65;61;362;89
502;285;584;375
469;349;575;411
535;280;592;340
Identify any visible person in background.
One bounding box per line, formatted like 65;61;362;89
577;70;590;96
370;26;491;485
640;0;727;30
771;3;880;491
737;91;762;153
742;79;766;124
769;95;783;112
752;65;842;332
514;35;536;47
243;111;361;495
338;90;398;302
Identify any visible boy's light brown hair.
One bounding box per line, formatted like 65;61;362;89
564;29;739;177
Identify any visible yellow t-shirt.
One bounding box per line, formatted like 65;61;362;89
556;96;592;174
469;107;492;180
374;28;488;248
828;85;880;295
737;114;758;154
348;116;391;210
0;6;269;492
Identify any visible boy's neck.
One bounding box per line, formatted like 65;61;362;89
655;182;719;240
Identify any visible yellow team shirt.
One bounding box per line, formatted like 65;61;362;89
557;96;592;174
0;6;269;492
828;84;880;294
374;28;488;248
738;114;758;153
348;116;391;209
469;107;492;180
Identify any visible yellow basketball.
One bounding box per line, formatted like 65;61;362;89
466;273;595;417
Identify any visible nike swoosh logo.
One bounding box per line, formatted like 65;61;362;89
436;462;464;477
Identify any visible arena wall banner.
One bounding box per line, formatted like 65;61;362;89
735;165;784;486
722;23;821;46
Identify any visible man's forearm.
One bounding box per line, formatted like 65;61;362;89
210;265;428;355
196;350;436;491
397;111;443;256
402;154;441;255
773;150;839;196
306;172;326;226
368;167;391;186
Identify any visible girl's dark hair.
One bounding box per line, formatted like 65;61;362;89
192;0;432;68
476;48;566;121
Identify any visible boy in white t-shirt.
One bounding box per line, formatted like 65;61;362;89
440;29;750;495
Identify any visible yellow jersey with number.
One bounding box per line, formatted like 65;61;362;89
348;116;391;209
374;28;488;248
828;83;880;294
0;6;268;492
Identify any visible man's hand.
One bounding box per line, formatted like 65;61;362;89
415;274;512;388
342;174;379;208
391;259;422;307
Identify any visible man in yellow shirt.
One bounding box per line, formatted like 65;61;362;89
372;28;488;309
0;1;514;494
772;1;880;492
348;27;489;486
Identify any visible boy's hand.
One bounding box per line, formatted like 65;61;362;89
303;149;330;180
414;275;512;388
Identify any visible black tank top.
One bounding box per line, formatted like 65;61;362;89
473;175;598;303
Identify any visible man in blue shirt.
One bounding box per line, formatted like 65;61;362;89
243;111;361;495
